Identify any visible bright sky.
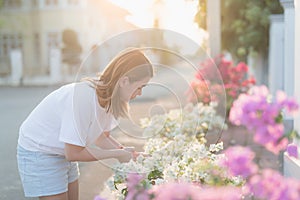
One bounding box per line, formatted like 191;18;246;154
108;0;207;54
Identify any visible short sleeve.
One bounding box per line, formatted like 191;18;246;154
59;83;94;147
107;117;119;131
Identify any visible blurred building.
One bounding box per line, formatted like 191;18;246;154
0;0;137;85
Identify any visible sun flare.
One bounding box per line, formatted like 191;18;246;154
108;0;206;48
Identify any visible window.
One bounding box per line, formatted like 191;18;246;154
34;33;41;65
0;33;23;75
31;0;39;8
68;0;79;5
34;33;40;53
45;0;59;6
47;32;60;48
0;34;23;57
47;32;61;69
3;0;22;9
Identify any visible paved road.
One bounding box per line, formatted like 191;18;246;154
0;86;59;200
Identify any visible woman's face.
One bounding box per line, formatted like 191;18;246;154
119;76;150;102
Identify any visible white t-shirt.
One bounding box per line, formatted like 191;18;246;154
18;81;118;155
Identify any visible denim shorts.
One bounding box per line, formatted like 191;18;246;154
17;145;79;197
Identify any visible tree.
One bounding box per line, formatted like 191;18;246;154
61;29;82;67
195;0;283;62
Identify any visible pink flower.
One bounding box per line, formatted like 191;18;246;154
94;195;106;200
188;54;255;111
126;173;144;191
186;80;218;104
125;173;149;200
287;143;299;158
264;137;289;155
151;182;202;200
229;85;299;154
222;146;258;178
249;85;269;97
248;169;300;200
276;91;299;114
235;62;248;72
253;124;284;146
126;191;149;200
151;182;241;200
248;169;282;199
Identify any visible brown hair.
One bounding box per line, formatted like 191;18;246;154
86;48;153;118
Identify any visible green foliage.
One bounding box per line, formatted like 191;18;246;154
148;169;163;181
121;188;128;197
194;0;207;29
195;0;283;61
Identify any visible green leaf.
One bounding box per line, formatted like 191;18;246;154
121;187;128;197
287;130;300;139
148;169;163;180
114;180;123;190
275;113;283;124
211;0;284;60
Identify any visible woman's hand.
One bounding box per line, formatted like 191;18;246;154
123;146;135;152
130;151;150;161
116;149;133;163
116;149;150;162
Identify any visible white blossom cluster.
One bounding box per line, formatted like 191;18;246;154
141;102;226;140
105;103;240;198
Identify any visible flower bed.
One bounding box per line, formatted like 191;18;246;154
93;84;300;200
104;103;233;199
93;53;300;199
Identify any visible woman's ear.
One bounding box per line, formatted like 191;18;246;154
119;76;129;88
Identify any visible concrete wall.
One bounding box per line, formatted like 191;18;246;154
283;0;300;179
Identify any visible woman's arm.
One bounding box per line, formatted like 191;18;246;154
64;143;132;162
94;131;124;149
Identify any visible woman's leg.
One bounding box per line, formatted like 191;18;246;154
67;180;79;200
39;192;68;200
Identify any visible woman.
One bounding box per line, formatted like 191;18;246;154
17;48;154;200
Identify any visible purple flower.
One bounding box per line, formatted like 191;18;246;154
125;173;149;200
255;124;284;142
287;143;299;158
265;137;289;155
222;146;258;178
126;173;144;191
248;169;300;200
250;85;269;98
254;126;275;145
276;91;299;114
151;182;241;200
94;195;106;200
248;169;282;199
229;85;299;154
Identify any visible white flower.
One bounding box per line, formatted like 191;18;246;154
154;178;165;185
106;178;116;191
209;142;224;152
105;103;238;199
